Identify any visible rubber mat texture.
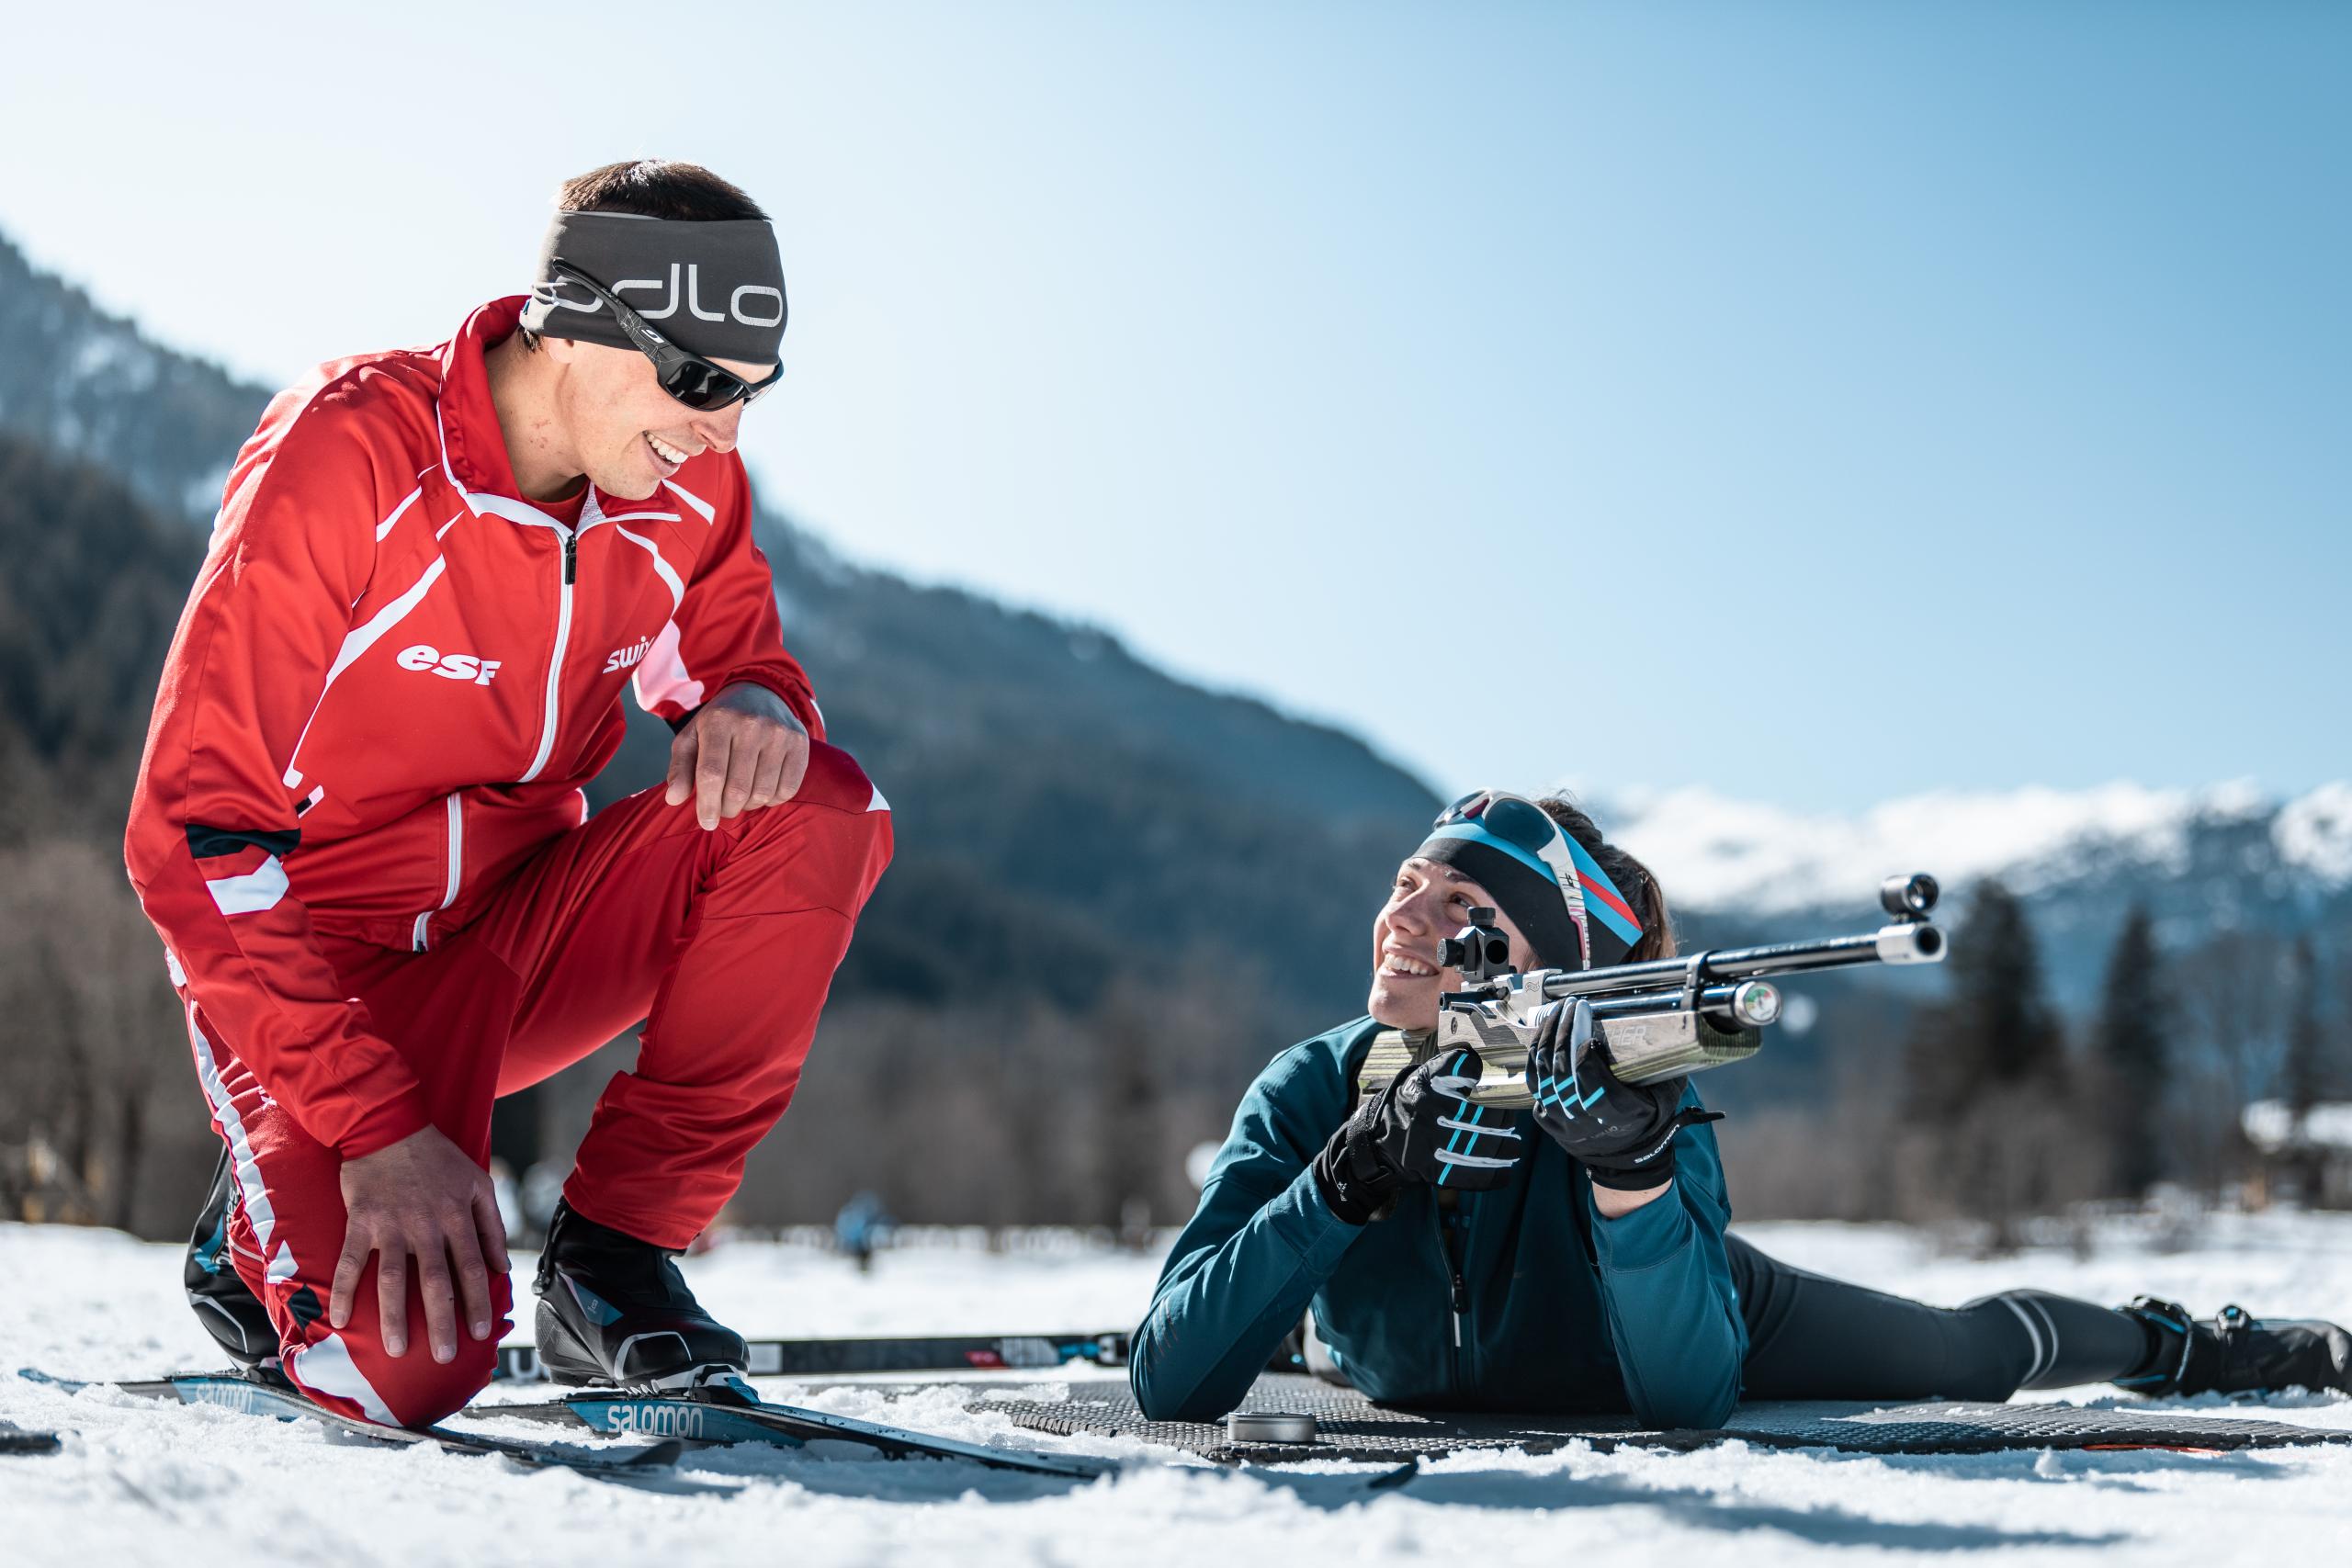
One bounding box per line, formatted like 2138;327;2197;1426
979;1376;2351;1463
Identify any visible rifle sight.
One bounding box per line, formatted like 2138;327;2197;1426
1437;907;1511;981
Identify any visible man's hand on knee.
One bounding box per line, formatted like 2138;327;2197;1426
329;1126;510;1365
666;682;811;830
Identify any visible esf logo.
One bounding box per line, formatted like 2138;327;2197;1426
396;644;503;684
538;262;784;329
604;637;652;674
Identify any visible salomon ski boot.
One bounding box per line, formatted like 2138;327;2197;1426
184;1148;277;1369
2115;1297;2352;1397
533;1201;747;1390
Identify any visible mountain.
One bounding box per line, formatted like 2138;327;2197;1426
1606;782;2352;1012
754;529;1435;1010
0;430;204;840
0;233;267;525
1608;780;2352;917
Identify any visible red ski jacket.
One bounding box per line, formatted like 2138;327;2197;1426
126;296;824;1160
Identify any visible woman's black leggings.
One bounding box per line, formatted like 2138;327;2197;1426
1726;1235;2154;1400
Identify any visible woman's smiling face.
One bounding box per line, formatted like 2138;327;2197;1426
1366;856;1537;1032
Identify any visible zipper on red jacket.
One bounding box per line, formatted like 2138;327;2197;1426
519;525;578;784
412;792;464;951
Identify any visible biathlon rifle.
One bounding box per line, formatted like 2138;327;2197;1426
1359;873;1949;1105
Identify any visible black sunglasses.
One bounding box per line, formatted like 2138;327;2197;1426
549;266;784;412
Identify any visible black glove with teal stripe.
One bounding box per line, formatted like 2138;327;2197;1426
1313;1049;1524;1224
1526;998;1722;1191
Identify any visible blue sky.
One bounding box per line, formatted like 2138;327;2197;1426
3;1;2342;809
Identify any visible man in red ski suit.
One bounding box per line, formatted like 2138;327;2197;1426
125;161;891;1425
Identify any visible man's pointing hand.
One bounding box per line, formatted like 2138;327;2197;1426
666;682;810;829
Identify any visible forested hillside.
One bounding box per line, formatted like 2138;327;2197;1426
0;233;1438;1233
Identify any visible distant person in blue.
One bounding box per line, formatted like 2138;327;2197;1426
835;1191;894;1274
1130;791;2352;1425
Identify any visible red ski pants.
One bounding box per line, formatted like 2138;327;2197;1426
185;741;891;1426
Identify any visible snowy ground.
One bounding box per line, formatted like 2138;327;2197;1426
5;1213;2350;1566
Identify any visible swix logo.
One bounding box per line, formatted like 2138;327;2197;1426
604;637;653;674
540;263;784;328
396;644;503;685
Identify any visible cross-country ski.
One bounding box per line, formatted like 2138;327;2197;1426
17;1368;680;1478
482;1374;1108;1479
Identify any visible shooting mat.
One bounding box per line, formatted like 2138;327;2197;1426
975;1375;2350;1463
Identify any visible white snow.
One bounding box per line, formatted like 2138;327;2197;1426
5;1215;2351;1566
2244;1100;2352;1155
67;328;163;394
1599;780;2336;914
2275;784;2352;886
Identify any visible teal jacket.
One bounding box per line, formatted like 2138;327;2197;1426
1130;1017;1747;1427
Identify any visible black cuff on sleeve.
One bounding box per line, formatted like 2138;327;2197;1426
1312;1133;1400;1226
1586;1161;1679;1193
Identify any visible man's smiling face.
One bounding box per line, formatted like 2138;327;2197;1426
543;338;775;501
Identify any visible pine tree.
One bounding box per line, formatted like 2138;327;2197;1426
1902;879;2063;1121
1896;879;2083;1244
2328;937;2352;1102
2262;935;2346;1206
1085;985;1165;1237
2092;905;2170;1198
2280;936;2324;1117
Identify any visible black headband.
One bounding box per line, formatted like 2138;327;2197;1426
520;209;786;365
1413;832;1589;972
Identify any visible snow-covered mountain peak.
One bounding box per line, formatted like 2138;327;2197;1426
2275;783;2352;886
1594;779;2341;916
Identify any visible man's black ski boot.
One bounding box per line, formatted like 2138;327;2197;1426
532;1200;748;1390
2115;1296;2352;1397
185;1147;277;1369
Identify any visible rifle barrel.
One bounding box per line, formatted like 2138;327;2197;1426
1529;923;1940;1003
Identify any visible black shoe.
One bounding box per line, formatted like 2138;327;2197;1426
531;1201;746;1390
2116;1296;2352;1397
185;1148;277;1369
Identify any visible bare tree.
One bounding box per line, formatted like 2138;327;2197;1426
0;839;191;1227
2169;927;2291;1196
